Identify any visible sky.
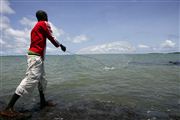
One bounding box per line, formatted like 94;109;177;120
0;0;179;55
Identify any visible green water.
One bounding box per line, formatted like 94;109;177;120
0;54;179;119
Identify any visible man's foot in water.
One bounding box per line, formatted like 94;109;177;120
40;100;57;109
0;108;23;117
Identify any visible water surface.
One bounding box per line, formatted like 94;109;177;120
0;54;179;120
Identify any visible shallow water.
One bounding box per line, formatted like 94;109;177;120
0;54;180;120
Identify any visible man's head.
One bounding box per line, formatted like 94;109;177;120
36;10;48;21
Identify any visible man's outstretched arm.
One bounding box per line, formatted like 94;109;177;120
44;22;66;52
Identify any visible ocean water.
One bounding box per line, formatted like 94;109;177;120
0;54;179;120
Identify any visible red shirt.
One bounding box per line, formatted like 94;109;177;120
29;21;60;58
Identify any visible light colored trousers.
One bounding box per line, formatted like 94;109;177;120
15;55;47;96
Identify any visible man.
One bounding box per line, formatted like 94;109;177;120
0;10;66;117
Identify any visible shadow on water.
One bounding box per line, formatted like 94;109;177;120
0;98;180;120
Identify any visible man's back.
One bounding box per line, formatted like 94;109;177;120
29;21;59;58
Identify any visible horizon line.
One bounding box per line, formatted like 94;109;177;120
0;52;179;56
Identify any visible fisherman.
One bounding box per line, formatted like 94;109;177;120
0;10;66;117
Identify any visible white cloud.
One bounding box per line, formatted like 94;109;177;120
20;17;36;28
0;0;15;14
0;16;10;30
0;1;65;55
78;41;135;54
19;17;64;38
138;44;150;49
72;34;88;43
0;39;6;45
1;16;33;54
0;51;5;55
0;0;88;55
49;22;65;38
46;46;57;53
1;14;66;55
5;28;29;39
161;40;175;48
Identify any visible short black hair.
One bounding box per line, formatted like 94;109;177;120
36;10;48;21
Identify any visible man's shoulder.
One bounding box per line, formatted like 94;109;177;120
37;21;45;25
37;21;50;27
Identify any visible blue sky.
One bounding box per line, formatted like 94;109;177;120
0;0;179;55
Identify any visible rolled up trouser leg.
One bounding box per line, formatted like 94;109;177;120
15;55;46;97
38;62;47;92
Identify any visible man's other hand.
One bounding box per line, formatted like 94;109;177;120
60;44;66;52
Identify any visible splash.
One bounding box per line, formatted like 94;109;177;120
103;66;115;71
65;51;130;71
66;51;109;67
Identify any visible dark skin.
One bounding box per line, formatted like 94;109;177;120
0;90;52;117
60;44;66;52
6;91;46;110
0;10;66;117
5;44;66;110
0;45;66;117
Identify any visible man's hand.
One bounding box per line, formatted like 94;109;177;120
60;44;66;52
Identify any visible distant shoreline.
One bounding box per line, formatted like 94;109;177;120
148;52;180;54
0;52;180;56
